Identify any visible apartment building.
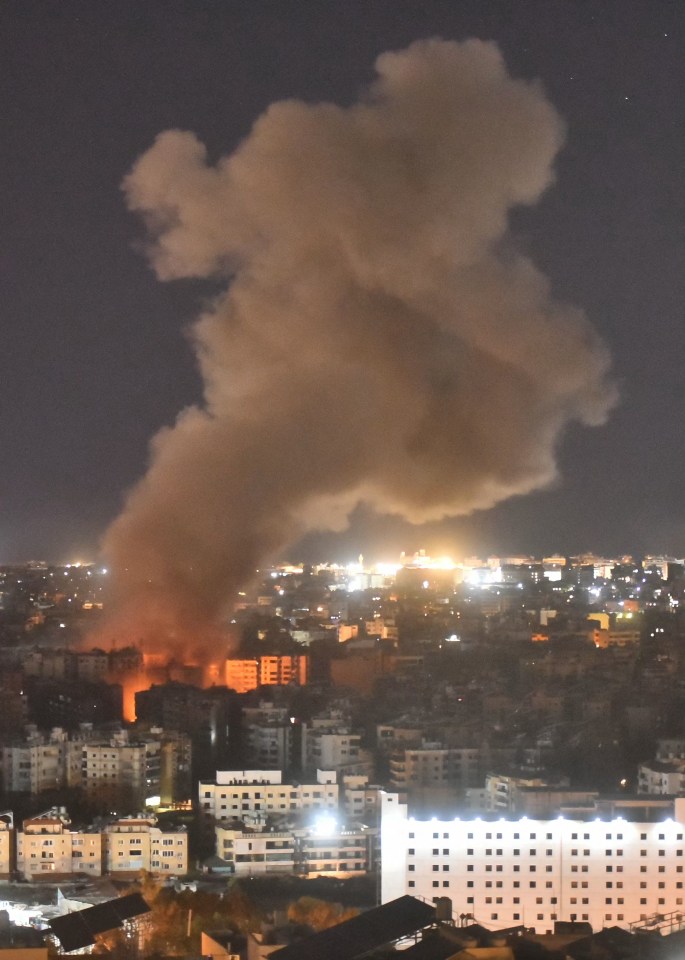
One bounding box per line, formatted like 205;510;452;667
21;649;110;682
82;729;191;808
224;655;308;694
15;809;187;880
301;724;362;772
381;793;685;933
16;810;104;879
82;733;162;808
0;815;13;879
214;820;375;877
484;772;598;817
341;774;382;820
0;727;82;794
199;769;338;820
242;703;293;770
1;725;190;807
638;760;685;795
104;816;188;877
389;741;482;792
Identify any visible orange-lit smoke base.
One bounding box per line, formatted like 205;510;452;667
120;654;225;721
87;611;235;722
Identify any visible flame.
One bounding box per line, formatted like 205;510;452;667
122;672;147;722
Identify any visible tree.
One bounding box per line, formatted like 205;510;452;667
287;896;359;931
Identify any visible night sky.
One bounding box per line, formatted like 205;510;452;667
1;0;683;563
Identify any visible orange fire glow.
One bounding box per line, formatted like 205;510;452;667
119;654;223;721
122;672;147;722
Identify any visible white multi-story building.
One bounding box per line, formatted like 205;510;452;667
199;769;339;820
215;825;296;876
638;761;685;795
381;793;685;933
0;727;86;794
301;724;363;772
214;820;375;878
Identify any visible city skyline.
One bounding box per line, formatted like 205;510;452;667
1;1;682;567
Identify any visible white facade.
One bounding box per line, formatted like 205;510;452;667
215;826;296;876
301;725;361;772
0;728;84;794
638;761;685;795
200;769;338;819
214;822;374;877
381;793;685;933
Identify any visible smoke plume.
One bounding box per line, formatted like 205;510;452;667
102;39;616;655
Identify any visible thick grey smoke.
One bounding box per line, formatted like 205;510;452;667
102;38;616;655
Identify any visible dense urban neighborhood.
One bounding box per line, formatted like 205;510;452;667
1;554;685;955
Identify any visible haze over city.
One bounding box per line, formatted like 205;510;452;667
1;0;683;575
0;4;684;954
